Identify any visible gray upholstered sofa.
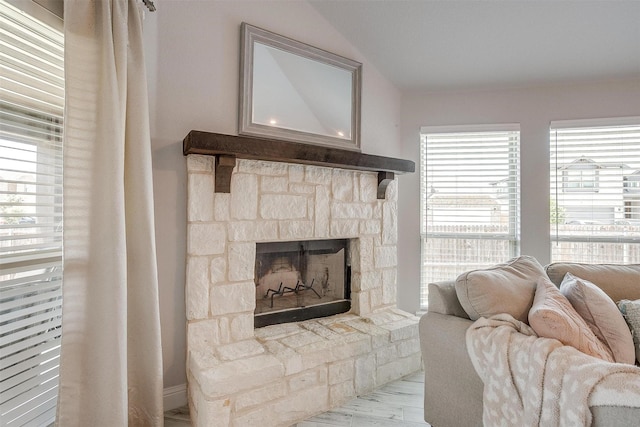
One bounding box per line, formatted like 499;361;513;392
419;258;640;427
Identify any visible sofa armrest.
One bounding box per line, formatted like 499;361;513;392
419;311;483;427
592;406;640;427
427;281;469;318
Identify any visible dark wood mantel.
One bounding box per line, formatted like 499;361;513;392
183;131;415;199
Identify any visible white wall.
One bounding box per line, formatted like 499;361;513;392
142;0;402;390
397;78;640;314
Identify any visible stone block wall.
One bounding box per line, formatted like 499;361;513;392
185;155;421;426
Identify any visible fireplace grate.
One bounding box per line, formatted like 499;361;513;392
264;279;322;308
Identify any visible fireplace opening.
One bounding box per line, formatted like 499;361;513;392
254;239;351;328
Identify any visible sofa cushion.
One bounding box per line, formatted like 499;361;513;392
427;281;469;318
529;276;614;361
618;299;640;365
455;255;545;322
545;263;640;303
560;273;635;364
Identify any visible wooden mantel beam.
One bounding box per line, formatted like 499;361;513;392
183;131;415;199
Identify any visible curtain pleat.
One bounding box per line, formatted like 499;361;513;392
56;1;163;425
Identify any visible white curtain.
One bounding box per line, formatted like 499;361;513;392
57;1;163;425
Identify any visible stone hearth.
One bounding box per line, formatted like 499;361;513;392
185;154;420;427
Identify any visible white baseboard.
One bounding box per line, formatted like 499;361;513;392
163;383;188;411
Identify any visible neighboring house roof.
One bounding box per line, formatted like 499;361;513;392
489;177;509;186
626;170;640;179
559;156;629;170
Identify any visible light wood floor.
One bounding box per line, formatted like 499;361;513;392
164;371;429;427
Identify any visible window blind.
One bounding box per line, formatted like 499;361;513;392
550;118;640;264
420;125;520;308
0;1;63;425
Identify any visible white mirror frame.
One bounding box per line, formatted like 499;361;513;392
239;23;362;151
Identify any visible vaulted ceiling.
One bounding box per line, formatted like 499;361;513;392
308;0;640;92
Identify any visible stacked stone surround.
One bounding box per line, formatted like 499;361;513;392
185;155;421;427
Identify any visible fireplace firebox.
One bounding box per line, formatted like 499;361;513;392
254;239;351;328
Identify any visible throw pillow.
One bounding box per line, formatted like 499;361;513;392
560;273;635;364
618;299;640;365
528;276;614;362
455;255;545;322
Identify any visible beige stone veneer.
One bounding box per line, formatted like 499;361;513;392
185;155;420;427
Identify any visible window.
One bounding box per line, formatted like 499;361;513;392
1;1;64;425
624;174;640;193
420;125;520;308
562;162;599;192
550;118;640;263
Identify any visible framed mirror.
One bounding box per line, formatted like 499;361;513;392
239;23;362;151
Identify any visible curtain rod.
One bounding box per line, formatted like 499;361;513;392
142;0;156;12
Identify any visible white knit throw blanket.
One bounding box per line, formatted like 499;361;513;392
466;314;640;427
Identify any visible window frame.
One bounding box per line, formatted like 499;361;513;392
550;116;640;264
419;124;521;308
0;1;64;425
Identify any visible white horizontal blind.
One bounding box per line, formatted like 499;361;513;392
420;125;520;308
550;118;640;264
0;1;63;426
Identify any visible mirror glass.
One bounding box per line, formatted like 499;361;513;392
240;24;361;151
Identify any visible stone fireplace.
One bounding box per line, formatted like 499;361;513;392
184;132;420;427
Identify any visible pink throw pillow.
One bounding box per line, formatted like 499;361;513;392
528;276;614;362
561;273;635;364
